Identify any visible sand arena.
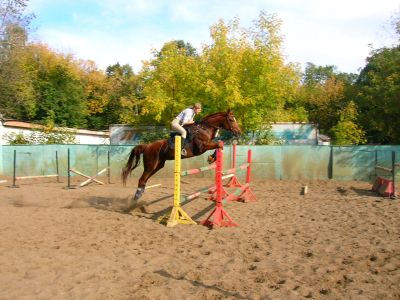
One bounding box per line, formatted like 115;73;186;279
0;176;399;299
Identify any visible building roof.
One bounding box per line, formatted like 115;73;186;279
318;134;331;141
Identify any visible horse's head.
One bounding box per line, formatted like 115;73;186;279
223;109;241;137
200;109;242;137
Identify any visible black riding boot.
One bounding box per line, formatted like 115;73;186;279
181;137;187;156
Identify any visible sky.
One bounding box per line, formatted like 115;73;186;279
27;0;399;74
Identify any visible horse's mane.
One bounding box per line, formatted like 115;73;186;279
200;111;227;123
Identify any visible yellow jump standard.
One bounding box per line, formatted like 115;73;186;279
159;136;196;227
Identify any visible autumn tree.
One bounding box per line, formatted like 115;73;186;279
330;101;366;145
0;0;36;119
298;63;359;135
200;12;301;131
26;43;88;127
139;40;201;125
0;24;36;119
79;60;111;129
0;0;34;54
102;63;139;126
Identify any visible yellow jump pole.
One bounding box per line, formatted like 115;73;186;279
160;135;196;227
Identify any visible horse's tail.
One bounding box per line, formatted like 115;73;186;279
121;144;147;186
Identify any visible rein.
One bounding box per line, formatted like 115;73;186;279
199;120;220;130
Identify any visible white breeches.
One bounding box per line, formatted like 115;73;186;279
171;118;187;139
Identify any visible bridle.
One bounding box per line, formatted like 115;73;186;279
225;115;237;132
197;112;239;135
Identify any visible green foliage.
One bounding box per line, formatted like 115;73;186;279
139;129;169;143
0;0;34;51
139;39;202;125
3;127;76;145
218;125;284;145
330;101;366;145
0;24;37;119
101;63;140;127
355;46;400;144
254;128;285;145
299;63;348;135
138;12;301;132
331;121;366;145
30;46;88;127
3;132;30;144
199;12;301;130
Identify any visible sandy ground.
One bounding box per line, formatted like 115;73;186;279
0;176;399;300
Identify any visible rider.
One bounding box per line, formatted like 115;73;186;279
171;102;202;156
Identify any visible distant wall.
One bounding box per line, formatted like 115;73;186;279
0;121;109;145
1;144;399;183
271;123;318;145
109;123;318;145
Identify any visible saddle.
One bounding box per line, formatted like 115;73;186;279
168;126;194;150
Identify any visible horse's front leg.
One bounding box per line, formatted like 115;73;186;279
134;186;145;200
123;173;149;213
199;141;223;152
199;141;223;164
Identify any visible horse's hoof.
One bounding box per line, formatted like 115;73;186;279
207;155;216;164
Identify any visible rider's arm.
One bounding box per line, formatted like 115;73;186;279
181;109;195;125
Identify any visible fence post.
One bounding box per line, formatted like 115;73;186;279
56;150;60;183
67;148;71;188
107;150;111;184
10;149;18;188
392;151;396;198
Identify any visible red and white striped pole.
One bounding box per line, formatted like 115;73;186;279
201;142;238;228
226;143;242;187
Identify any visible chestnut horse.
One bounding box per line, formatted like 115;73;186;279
121;110;241;211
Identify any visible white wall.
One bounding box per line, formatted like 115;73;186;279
0;121;109;145
74;134;109;145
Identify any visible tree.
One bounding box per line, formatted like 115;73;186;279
0;24;36;119
157;40;198;58
139;40;202;125
355;46;400;143
27;43;88;127
299;63;358;135
199;12;301;130
0;1;36;119
330;101;366;145
0;0;34;64
79;60;110;129
102;63;140;126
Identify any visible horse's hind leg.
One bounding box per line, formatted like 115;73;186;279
135;160;165;199
126;160;166;211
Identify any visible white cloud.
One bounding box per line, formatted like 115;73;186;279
27;0;399;73
33;28;162;71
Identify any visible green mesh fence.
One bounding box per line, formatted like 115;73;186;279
0;144;399;182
